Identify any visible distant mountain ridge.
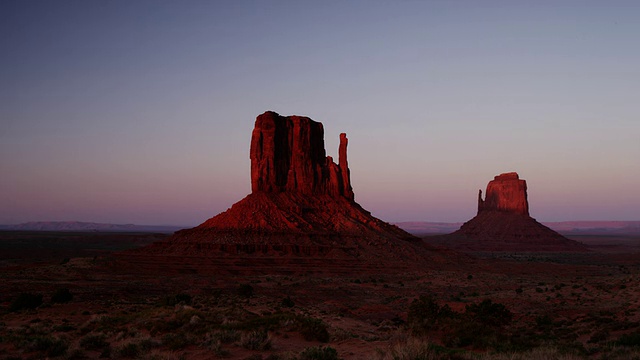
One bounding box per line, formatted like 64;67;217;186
395;221;640;236
2;220;638;235
0;221;183;233
544;221;640;235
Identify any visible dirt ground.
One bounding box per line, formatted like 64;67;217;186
0;231;638;359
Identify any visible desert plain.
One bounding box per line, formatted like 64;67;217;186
0;229;639;360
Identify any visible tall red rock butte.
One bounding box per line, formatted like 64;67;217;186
121;111;449;274
250;111;354;200
477;172;528;216
451;172;586;252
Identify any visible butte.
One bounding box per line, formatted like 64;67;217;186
119;111;449;274
447;172;587;252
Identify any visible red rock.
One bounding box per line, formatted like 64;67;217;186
120;111;447;274
451;172;586;252
250;111;353;200
478;172;529;216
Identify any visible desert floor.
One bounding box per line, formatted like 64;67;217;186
0;231;639;359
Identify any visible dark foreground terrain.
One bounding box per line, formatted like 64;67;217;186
0;231;639;359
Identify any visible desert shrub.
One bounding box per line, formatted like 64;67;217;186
266;354;294;360
534;315;553;331
237;284;254;298
222;312;291;332
53;323;76;332
300;345;339;360
240;329;271;350
99;346;112;358
281;296;295;308
472;346;585;360
175;293;192;304
24;335;68;357
465;299;512;328
174;308;204;326
202;334;230;357
297;317;330;343
116;342;140;358
211;329;241;344
376;338;441;360
65;347;87;359
80;333;109;350
515;287;523;294
139;337;161;351
617;332;640;347
83;315;128;335
588;329;609;343
10;292;43;312
162;332;192;350
159;293;192;306
443;319;484;349
51;287;73;304
442;299;513;349
149;318;183;335
205;338;224;354
407;295;455;333
116;326;140;340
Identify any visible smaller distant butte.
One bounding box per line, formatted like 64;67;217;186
477;172;529;216
449;172;587;252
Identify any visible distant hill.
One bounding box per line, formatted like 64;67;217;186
395;221;640;236
0;221;183;233
545;221;640;235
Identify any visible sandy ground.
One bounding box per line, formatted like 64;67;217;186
0;232;638;359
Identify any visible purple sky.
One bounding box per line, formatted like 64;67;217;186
1;1;639;225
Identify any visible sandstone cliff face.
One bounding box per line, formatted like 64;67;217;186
478;172;529;216
250;111;353;200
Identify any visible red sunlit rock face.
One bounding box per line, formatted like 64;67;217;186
195;111;402;240
250;111;353;200
120;111;450;274
478;172;529;216
451;172;586;252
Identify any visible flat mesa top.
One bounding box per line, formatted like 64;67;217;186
494;172;520;180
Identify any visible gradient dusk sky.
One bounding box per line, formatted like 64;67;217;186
1;1;639;226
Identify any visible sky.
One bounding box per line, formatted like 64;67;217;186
1;1;639;226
